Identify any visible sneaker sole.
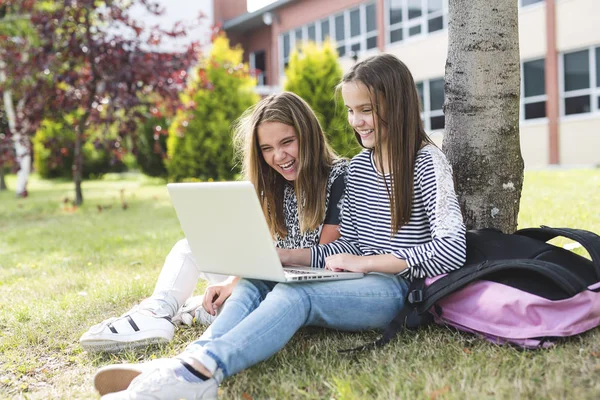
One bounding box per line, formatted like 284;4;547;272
94;363;149;395
81;336;171;353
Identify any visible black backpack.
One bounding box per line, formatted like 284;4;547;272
346;226;600;351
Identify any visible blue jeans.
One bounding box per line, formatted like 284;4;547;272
182;274;408;382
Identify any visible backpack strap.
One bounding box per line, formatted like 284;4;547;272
416;258;588;314
515;226;600;281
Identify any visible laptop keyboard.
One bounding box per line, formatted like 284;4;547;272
285;268;322;275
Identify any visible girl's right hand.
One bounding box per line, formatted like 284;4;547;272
202;278;238;316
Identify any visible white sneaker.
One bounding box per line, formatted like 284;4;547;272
80;307;175;353
172;295;218;327
195;303;218;326
94;358;180;396
100;365;219;400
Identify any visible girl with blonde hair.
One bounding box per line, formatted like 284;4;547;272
80;92;347;355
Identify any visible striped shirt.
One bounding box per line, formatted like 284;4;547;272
310;145;467;280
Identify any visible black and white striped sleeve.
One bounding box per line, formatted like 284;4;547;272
310;163;363;267
393;151;467;278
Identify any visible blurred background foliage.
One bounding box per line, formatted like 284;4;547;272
2;1;350;190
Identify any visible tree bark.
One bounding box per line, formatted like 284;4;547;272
0;165;6;190
443;0;524;232
73;113;87;205
1;57;31;197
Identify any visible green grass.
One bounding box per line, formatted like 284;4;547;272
1;169;600;399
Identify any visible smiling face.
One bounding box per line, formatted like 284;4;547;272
257;121;300;181
341;80;384;149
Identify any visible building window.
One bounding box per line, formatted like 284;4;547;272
334;13;345;56
520;0;544;7
521;58;546;120
250;50;267;86
307;23;316;42
388;0;446;45
321;18;330;41
328;3;377;59
562;48;595;116
417;78;445;131
279;2;378;75
282;33;291;70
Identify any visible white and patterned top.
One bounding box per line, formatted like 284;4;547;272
274;158;348;249
310;145;467;280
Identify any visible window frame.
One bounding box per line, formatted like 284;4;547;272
385;0;448;46
519;0;544;8
417;77;445;132
559;46;600;119
249;50;267;86
520;57;548;122
278;2;378;76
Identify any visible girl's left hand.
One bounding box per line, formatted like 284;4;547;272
325;253;367;273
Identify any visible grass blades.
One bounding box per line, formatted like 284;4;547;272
1;169;600;399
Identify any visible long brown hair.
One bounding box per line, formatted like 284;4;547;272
338;53;433;234
233;92;338;238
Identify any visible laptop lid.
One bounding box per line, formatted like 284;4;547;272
167;181;288;282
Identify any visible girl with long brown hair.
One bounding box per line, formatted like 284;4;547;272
93;54;466;400
80;92;347;354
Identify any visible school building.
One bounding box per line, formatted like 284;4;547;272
213;0;600;168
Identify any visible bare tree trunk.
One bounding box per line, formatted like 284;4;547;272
0;165;6;190
1;58;31;197
0;60;8;192
73;114;88;205
443;0;524;232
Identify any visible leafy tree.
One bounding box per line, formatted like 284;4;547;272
166;34;258;182
443;0;523;232
0;0;202;204
33;114;126;179
284;41;361;158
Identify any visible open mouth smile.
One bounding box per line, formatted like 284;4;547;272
279;160;296;171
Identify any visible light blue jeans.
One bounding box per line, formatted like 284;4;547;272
182;274;408;382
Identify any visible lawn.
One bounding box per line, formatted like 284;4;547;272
1;169;600;399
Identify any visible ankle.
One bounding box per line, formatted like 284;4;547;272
179;356;213;379
139;298;176;317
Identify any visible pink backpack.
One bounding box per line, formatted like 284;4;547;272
353;226;600;350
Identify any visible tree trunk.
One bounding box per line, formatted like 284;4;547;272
0;62;7;192
2;61;30;197
0;165;6;190
443;0;524;232
73;114;88;205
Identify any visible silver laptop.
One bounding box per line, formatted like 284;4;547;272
166;181;364;283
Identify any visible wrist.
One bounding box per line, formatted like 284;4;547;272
223;276;236;284
280;248;291;265
362;255;373;273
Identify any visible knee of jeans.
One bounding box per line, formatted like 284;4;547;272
228;279;263;307
270;284;307;310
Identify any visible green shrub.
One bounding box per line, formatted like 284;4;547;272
33;116;126;179
166;34;259;182
284;41;361;158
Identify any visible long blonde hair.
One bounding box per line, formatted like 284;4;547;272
233;92;338;238
339;54;434;234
